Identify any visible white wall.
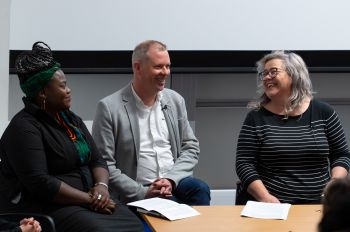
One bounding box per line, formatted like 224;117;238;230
0;0;10;125
4;1;350;205
9;0;350;51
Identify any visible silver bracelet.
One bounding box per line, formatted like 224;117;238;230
95;182;108;190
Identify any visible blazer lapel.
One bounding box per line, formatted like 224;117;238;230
122;87;140;159
161;97;178;158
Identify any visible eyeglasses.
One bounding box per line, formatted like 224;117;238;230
258;68;284;81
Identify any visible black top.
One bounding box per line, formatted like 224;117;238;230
0;98;107;213
236;99;350;203
0;218;20;232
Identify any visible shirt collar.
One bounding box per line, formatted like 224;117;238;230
131;84;163;109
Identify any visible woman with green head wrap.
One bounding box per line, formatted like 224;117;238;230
0;42;143;232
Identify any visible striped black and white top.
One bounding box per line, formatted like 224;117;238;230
236;99;350;203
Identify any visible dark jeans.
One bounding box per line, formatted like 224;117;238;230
172;177;211;205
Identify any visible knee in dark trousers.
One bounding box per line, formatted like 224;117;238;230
173;177;211;205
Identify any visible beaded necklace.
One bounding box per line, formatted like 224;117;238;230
56;111;90;165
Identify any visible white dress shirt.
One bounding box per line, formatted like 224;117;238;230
131;86;174;185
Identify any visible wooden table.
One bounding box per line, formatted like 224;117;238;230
143;205;322;232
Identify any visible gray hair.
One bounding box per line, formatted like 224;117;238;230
132;40;167;64
249;50;314;112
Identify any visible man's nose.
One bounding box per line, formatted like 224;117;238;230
161;66;170;75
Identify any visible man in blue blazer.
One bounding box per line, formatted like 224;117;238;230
92;40;210;205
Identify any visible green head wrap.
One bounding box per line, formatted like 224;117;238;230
20;63;61;97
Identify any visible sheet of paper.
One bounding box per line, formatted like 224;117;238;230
160;203;200;221
240;200;291;220
128;197;179;212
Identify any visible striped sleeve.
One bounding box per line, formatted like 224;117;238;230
235;111;261;188
325;110;350;170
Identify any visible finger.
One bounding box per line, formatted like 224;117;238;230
152;179;165;187
106;209;112;215
100;196;110;208
91;184;109;198
90;193;103;209
22;217;33;224
34;221;41;228
106;203;116;212
109;199;117;208
150;189;161;194
164;186;172;193
95;193;106;209
159;190;172;197
108;200;117;208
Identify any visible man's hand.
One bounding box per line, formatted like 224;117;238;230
145;178;174;198
154;178;173;196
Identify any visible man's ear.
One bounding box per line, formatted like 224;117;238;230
133;61;141;73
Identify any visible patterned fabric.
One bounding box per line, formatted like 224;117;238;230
56;111;91;165
20;63;61;97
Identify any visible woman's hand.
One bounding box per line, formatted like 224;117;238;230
88;184;116;213
89;193;116;214
259;193;280;203
96;198;117;214
248;180;281;203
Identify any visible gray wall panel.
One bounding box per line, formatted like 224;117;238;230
195;107;249;189
10;74;133;120
8;72;350;190
174;73;350;189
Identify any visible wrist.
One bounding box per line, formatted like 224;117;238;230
86;192;94;207
94;182;108;190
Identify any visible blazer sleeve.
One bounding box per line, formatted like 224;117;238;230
92;99;147;202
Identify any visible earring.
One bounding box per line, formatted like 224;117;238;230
42;98;46;110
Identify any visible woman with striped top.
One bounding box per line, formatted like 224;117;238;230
235;51;350;204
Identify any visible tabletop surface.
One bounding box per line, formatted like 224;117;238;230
143;204;323;232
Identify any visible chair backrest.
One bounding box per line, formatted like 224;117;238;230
0;213;56;232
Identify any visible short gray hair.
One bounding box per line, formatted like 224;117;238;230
132;40;167;64
250;50;314;112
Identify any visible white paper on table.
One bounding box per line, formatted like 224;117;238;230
240;200;291;220
127;197;200;221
